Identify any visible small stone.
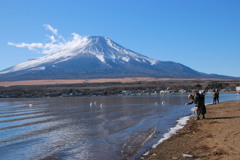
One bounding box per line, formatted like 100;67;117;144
183;153;193;158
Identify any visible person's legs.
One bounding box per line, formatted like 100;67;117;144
196;108;200;120
194;107;198;116
213;98;216;104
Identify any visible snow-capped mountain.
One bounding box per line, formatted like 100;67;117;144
0;36;158;74
0;36;230;81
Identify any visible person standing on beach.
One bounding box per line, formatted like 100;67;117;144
216;89;219;104
200;90;206;104
185;92;206;120
213;89;219;104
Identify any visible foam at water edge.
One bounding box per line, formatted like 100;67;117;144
143;115;192;156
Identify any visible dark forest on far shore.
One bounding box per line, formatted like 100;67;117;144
0;79;239;98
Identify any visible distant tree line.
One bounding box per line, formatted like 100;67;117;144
0;79;239;98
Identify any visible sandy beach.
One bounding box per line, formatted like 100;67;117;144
143;100;240;160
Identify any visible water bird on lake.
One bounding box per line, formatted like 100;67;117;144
90;102;93;107
28;104;33;107
161;101;166;105
100;103;103;108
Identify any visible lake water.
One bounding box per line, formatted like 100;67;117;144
0;93;239;160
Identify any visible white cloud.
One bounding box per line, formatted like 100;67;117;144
41;33;89;55
43;24;58;35
8;25;89;55
48;35;57;43
8;42;44;51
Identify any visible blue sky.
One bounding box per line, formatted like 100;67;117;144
0;0;239;77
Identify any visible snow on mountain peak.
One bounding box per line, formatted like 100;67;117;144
83;36;159;65
0;36;159;74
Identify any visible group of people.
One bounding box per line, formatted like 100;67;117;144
185;89;220;120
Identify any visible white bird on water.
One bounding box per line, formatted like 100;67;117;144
28;104;33;107
100;103;103;108
90;102;93;107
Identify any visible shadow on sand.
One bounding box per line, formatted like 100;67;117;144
205;116;240;120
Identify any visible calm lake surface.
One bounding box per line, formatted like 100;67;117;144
0;93;239;160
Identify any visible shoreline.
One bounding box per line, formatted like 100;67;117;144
141;100;240;160
1;78;238;98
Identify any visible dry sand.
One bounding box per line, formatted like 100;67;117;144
0;78;215;87
143;100;240;160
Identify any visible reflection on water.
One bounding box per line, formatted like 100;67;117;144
0;94;239;160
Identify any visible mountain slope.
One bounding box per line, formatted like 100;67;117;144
0;36;232;81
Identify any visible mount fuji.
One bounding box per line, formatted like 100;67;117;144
0;36;230;81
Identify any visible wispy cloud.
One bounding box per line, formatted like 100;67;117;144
8;42;44;51
48;35;57;43
8;24;89;55
43;24;58;35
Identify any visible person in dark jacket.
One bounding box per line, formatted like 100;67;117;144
200;90;206;104
213;89;220;104
185;92;206;120
215;89;219;104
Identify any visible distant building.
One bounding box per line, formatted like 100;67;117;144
160;90;170;95
236;86;240;93
179;89;187;94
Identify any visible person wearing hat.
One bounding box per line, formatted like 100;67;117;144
185;92;206;120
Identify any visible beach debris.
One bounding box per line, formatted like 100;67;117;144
172;157;178;160
152;153;157;156
143;151;149;156
182;153;193;158
122;127;156;159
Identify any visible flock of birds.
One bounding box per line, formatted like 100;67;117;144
154;100;166;105
89;101;104;109
27;100;166;110
27;101;104;109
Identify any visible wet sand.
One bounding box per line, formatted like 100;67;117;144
143;100;240;160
